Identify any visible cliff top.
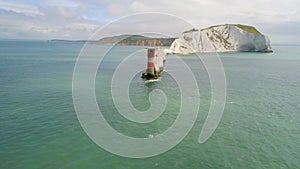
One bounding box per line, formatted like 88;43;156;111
183;24;262;35
234;24;261;35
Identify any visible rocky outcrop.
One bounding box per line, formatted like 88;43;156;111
167;24;272;54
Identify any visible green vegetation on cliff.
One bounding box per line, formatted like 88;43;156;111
202;24;262;35
234;24;261;35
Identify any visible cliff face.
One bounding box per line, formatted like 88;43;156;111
168;24;272;54
118;38;175;46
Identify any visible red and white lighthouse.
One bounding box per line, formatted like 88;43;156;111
147;48;155;75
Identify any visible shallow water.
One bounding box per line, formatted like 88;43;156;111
0;40;299;168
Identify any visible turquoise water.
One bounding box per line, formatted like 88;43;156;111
1;40;299;168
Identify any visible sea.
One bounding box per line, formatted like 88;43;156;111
0;40;299;169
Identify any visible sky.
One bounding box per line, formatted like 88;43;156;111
0;0;299;44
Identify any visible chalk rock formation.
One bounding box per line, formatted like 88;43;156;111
168;24;272;54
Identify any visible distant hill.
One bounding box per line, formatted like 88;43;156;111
49;39;90;42
91;35;176;46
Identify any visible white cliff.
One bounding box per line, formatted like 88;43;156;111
168;24;272;54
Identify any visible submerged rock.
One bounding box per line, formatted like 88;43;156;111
167;24;272;54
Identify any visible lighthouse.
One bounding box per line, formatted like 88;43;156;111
141;48;166;82
147;48;155;75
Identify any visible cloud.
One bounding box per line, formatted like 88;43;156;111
101;0;300;43
0;0;42;16
106;0;300;24
0;0;299;43
0;7;99;40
